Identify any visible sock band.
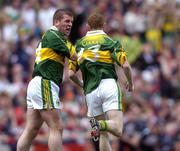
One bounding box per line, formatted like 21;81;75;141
99;120;108;131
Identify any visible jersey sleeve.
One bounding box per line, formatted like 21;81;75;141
47;30;71;58
111;41;127;66
68;41;79;72
66;41;76;59
68;60;79;72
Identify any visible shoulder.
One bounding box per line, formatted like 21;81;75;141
75;37;84;47
67;41;75;51
45;29;66;42
102;35;116;45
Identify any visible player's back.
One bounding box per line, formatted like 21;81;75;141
76;30;118;94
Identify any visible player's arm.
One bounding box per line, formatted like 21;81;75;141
68;60;83;88
66;41;78;61
111;41;134;91
69;70;83;88
47;31;77;61
122;60;134;91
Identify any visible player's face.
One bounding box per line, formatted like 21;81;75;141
56;14;73;38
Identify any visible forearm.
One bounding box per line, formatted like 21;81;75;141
122;61;133;85
70;75;83;88
123;67;133;85
69;70;83;87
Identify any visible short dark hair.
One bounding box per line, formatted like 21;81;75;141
53;9;73;24
87;12;105;29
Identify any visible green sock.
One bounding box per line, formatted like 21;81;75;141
99;120;108;131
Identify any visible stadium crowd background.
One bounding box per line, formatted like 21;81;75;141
0;0;179;151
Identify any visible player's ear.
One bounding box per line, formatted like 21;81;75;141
103;22;106;30
86;23;90;31
53;19;60;26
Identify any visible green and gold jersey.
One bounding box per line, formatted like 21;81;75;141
33;26;74;86
69;30;127;94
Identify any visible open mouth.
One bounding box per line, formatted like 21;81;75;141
66;28;70;32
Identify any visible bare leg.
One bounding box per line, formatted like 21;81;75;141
40;109;63;151
104;110;123;137
96;115;112;151
17;109;43;151
99;131;112;151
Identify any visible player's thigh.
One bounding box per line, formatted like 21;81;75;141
27;76;61;110
25;108;43;131
86;88;103;117
40;109;63;130
100;79;123;112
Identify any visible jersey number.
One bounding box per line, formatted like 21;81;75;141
78;44;100;62
35;42;42;64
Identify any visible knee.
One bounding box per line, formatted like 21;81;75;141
112;125;123;138
49;125;63;137
57;124;64;132
30;126;41;136
114;129;122;138
114;121;123;138
115;128;123;138
50;122;64;132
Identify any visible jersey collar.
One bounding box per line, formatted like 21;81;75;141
86;30;106;36
50;26;66;37
50;26;59;31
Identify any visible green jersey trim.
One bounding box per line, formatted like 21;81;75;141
116;82;122;111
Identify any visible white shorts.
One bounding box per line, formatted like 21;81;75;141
86;79;123;117
27;76;61;109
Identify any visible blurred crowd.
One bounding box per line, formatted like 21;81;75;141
0;0;179;151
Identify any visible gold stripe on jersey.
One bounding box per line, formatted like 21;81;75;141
79;50;113;64
69;60;78;72
35;48;64;65
116;49;127;65
67;41;76;57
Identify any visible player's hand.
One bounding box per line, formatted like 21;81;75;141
125;81;134;92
